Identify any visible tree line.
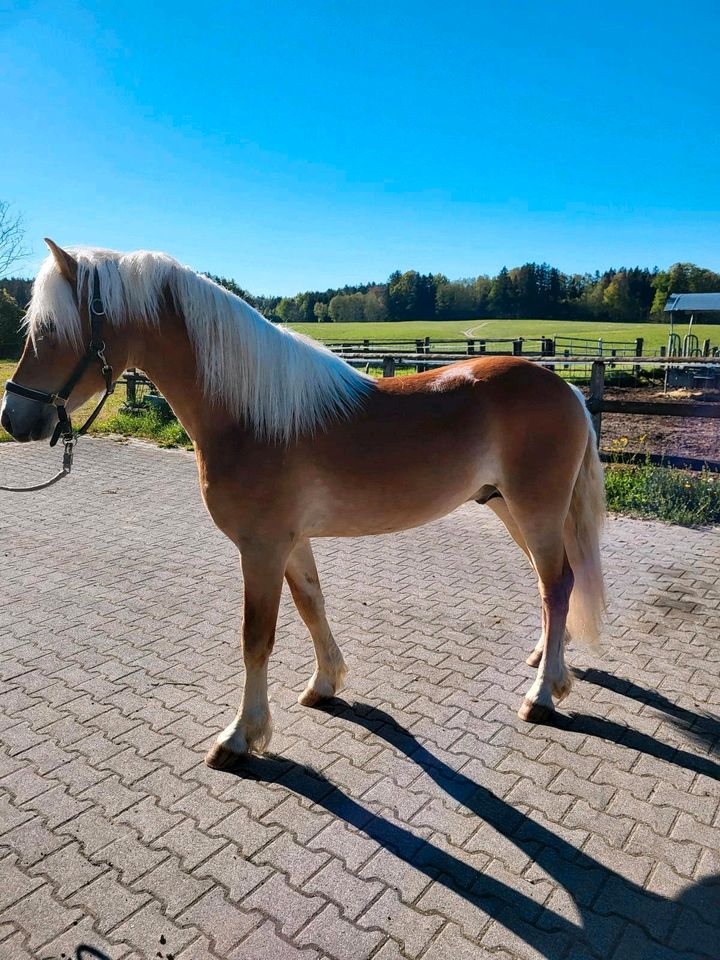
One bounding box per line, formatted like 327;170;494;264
214;261;720;325
2;261;720;352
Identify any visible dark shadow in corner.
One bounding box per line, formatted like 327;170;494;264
76;947;113;960
224;699;719;960
575;666;720;760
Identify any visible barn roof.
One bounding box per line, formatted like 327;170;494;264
664;292;720;312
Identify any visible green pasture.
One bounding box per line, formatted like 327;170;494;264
289;318;720;354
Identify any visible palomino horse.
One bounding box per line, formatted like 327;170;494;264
1;241;605;769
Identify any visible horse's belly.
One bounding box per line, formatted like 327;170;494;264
302;470;488;538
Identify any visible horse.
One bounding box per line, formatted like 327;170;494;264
1;240;606;770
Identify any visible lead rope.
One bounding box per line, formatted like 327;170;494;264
0;439;76;492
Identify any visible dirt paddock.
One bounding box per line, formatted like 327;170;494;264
598;385;720;463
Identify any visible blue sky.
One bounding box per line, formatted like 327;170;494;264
2;0;719;293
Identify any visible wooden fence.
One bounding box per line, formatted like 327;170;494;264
320;334;647;361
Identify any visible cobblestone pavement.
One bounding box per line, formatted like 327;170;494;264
1;438;718;960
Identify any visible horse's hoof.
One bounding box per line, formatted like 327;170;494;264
526;650;542;668
517;698;555;724
298;669;343;707
298;687;326;707
204;742;245;770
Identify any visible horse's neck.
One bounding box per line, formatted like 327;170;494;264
130;313;236;443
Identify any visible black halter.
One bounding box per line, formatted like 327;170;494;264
5;270;115;447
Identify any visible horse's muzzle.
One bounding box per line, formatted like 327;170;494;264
0;393;55;442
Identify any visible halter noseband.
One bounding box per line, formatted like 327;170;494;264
5;269;115;448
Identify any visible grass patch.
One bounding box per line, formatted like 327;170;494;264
92;407;192;448
605;462;720;526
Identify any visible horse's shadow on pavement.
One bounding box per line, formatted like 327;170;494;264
574;666;720;763
225;699;718;960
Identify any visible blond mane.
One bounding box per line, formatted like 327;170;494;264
25;247;373;441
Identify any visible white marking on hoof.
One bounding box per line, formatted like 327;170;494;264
209;711;273;763
298;662;347;707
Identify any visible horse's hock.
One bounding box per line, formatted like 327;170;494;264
1;437;718;960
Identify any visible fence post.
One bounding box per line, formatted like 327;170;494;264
467;339;475;355
513;339;522;356
703;339;711;357
634;337;643;379
363;339;369;352
589;360;604;448
478;340;486;354
126;368;137;406
382;356;396;378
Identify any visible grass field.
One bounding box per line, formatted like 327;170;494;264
289;319;720;354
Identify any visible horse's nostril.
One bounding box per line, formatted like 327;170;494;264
0;408;12;434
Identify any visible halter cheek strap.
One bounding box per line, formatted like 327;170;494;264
4;269;115;448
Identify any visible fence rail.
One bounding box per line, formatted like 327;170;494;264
319;334;647;359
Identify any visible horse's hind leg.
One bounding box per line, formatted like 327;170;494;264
285;539;347;707
485;496;546;668
498;500;574;723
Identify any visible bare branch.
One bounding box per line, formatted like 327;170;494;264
0;201;29;275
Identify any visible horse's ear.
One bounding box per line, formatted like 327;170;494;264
44;238;78;286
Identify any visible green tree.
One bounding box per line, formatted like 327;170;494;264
313;301;329;322
489;267;516;317
0;287;24;355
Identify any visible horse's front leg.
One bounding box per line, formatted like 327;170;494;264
285;538;347;706
205;542;290;768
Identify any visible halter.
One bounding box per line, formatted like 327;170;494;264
1;270;116;492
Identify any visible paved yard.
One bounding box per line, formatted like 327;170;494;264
0;438;718;960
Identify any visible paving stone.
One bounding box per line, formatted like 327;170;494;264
110;900;199;956
358;888;444;958
243;872;325;937
228;919;320;959
177;888;263;954
0;883;84;951
28;840;106;898
131;855;214;918
295;903;384;960
303;857;383;921
68;869;150;933
189;844;270;902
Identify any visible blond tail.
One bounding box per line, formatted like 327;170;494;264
564;386;607;648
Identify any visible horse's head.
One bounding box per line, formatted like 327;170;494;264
1;240;124;442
